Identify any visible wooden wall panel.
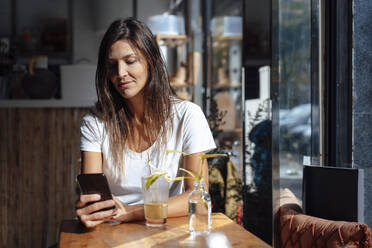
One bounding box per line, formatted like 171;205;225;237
0;108;89;248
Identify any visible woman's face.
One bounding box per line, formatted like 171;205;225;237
108;39;148;100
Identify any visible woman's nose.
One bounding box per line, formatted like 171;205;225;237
117;61;128;77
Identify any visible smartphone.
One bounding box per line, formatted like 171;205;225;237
77;173;115;211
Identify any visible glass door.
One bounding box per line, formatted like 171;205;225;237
274;0;321;203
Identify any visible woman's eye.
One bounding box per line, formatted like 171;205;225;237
126;59;136;64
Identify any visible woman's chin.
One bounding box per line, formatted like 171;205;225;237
118;91;141;101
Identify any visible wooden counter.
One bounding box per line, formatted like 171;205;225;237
58;213;270;248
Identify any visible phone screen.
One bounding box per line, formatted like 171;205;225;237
77;173;115;211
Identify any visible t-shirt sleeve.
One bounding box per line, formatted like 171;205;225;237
80;115;103;152
182;103;216;154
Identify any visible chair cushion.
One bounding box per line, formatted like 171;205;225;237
278;206;372;248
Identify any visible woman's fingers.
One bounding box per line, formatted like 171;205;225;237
112;195;122;208
76;199;115;217
79;207;116;222
76;194;101;209
77;201;116;228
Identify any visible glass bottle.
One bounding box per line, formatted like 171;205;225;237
188;180;212;235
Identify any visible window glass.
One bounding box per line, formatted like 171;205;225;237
278;0;311;199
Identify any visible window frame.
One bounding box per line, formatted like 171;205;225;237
323;0;353;167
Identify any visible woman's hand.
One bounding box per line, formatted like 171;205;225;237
111;195;144;222
76;194;116;228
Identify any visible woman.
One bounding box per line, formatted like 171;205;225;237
75;18;216;228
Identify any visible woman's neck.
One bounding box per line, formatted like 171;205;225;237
125;94;145;122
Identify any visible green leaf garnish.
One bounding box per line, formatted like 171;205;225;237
179;168;202;182
144;151;228;190
166;150;186;155
165;176;193;182
145;172;166;190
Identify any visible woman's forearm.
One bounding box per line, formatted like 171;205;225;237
128;204;145;221
167;190;191;217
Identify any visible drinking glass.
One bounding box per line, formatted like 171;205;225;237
141;176;169;227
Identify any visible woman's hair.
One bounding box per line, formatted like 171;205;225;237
93;17;177;173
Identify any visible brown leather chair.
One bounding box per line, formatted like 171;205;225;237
276;188;372;248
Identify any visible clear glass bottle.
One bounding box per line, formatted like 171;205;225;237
188;180;212;235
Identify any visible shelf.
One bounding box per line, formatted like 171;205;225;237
156;34;187;40
156;34;188;47
156;34;187;39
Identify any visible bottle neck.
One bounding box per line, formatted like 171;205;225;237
193;180;204;190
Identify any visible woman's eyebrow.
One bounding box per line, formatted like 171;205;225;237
122;53;137;59
108;53;137;60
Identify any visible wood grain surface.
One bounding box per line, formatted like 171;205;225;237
0;108;89;247
59;213;271;248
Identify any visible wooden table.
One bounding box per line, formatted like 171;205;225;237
58;213;270;247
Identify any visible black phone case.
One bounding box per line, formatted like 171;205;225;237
77;173;115;211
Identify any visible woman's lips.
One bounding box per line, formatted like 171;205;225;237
118;81;133;88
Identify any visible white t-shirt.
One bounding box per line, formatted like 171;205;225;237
80;100;216;204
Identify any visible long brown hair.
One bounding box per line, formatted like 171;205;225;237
93;18;177;172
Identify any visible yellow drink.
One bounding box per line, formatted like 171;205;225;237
144;203;168;226
144;203;168;219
